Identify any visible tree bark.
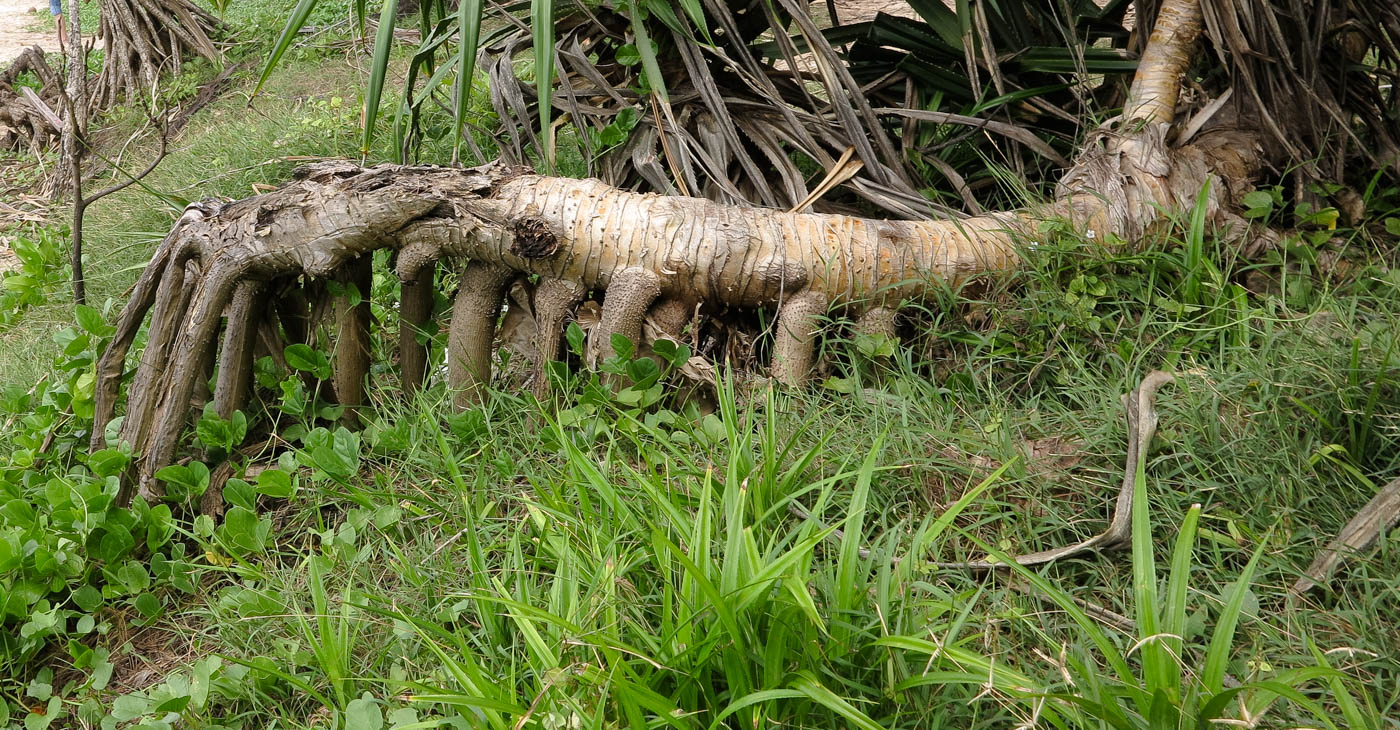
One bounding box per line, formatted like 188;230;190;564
62;0;90;305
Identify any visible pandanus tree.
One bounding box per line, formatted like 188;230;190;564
94;0;1399;502
88;0;226;108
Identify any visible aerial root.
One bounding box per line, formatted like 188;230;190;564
92;237;176;452
276;287;313;349
532;278;587;399
646;298;694;343
770;290;829;386
212;280;262;420
587;268;661;369
253;295;290;374
855;306;898;343
109;249;199;503
333;256;374;423
399;260;437;396
135;260;244;501
448;262;514;409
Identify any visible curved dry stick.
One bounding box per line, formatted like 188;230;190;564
1292;476;1400;594
788;371;1177;570
930;371;1175;569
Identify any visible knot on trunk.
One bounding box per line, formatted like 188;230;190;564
509;217;560;259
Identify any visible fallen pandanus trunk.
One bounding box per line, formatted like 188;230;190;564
94;0;1255;503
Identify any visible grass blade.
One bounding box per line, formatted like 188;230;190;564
1201;532;1269;694
901;456;1018;576
632;4;669;102
1184;179;1211;303
788;672;886;730
833;438;879;644
361;0;402;156
1164;504;1202;694
710;689;807;730
251;0;321;100
874;636;1043;694
1306;644;1377;730
531;0;555;170
1130;414;1171;699
451;0;483;164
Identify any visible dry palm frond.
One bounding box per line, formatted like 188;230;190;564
468;0;1143;218
1199;0;1400;186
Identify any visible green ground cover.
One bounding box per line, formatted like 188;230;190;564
1;7;1398;728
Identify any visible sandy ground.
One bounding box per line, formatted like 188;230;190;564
831;0;918;22
0;0;57;65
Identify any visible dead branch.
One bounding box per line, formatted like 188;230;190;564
1291;476;1400;594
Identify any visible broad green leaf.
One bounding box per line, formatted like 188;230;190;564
285;343;331;379
75;305;114;337
72;585;103;612
346;693;385;730
255;468;296;498
133;592;162;619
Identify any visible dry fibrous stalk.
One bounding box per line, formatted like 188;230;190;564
95;0;1262;503
91;0;225;108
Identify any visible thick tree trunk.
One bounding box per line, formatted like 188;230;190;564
94;0;1258;502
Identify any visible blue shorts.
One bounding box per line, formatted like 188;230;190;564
50;0;61;16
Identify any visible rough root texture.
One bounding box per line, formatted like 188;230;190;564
91;0;225;108
0;47;61;152
508;217;561;259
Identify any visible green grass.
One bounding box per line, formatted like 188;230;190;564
2;17;1399;729
85;297;1399;728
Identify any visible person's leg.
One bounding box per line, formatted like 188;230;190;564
51;0;66;55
